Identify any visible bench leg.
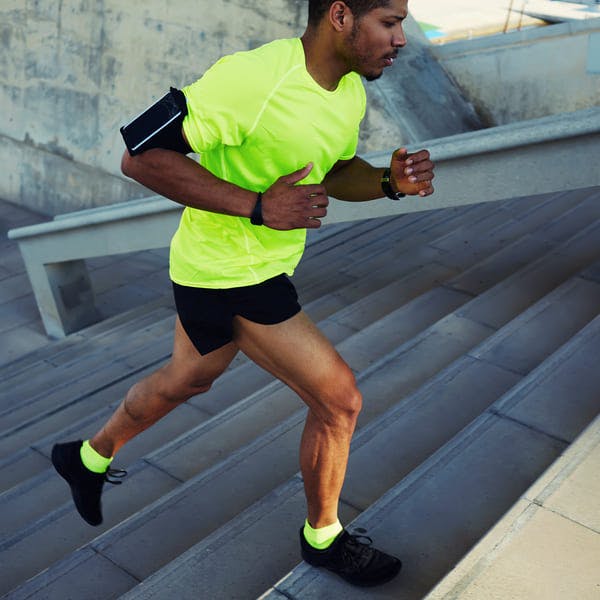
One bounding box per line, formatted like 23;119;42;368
25;258;101;338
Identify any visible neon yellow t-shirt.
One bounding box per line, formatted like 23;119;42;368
169;37;366;288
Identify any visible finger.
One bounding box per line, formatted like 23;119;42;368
307;206;328;218
392;147;409;162
408;172;435;184
406;149;431;164
306;194;329;208
280;162;314;185
301;185;328;198
304;217;322;229
409;160;434;174
418;182;434;197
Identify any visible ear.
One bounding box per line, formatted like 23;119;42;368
328;1;352;32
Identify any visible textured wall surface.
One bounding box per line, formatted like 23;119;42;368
1;1;479;215
433;19;600;126
1;0;309;213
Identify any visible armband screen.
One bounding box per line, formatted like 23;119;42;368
120;87;190;155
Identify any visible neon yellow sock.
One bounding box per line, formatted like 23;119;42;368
303;519;343;550
80;440;113;474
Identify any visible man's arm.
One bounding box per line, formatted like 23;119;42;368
121;130;329;230
121;146;257;216
323;149;435;202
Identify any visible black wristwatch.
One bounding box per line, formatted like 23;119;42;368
250;192;263;225
381;168;406;200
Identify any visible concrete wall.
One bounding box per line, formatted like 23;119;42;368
432;19;600;126
1;0;309;214
1;1;480;215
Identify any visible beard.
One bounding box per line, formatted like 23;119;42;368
347;21;385;82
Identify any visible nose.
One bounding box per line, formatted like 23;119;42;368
393;27;407;48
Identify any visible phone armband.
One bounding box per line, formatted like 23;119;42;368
120;87;190;156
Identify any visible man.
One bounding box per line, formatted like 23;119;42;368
52;0;434;588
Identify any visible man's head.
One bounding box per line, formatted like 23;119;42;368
308;0;392;27
307;0;408;82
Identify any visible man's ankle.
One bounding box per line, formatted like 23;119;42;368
80;440;113;473
303;518;343;550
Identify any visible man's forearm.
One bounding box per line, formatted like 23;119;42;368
323;156;385;202
121;148;256;218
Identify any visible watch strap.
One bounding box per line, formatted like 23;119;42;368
250;192;263;225
381;168;406;200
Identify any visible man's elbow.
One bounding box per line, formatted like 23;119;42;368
121;150;135;178
121;150;149;180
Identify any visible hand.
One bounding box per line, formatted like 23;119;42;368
390;148;435;197
262;163;329;230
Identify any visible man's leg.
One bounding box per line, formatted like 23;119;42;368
53;316;238;525
233;310;360;529
89;316;238;458
234;310;401;586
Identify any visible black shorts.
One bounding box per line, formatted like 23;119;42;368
172;274;302;355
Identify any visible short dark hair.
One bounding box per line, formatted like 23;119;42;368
308;0;391;26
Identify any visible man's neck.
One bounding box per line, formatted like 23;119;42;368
300;29;350;92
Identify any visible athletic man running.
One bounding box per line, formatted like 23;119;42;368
52;0;435;587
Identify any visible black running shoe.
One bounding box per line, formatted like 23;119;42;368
51;440;126;526
300;527;402;587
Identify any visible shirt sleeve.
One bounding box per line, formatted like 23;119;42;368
182;52;267;154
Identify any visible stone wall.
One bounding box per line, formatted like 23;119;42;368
433;19;600;126
1;0;308;214
1;1;480;215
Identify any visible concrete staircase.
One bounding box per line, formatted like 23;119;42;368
1;186;599;599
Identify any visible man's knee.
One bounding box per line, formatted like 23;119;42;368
152;363;216;404
163;371;214;403
340;383;362;422
317;367;362;428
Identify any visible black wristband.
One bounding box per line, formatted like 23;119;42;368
381;168;406;200
250;192;263;225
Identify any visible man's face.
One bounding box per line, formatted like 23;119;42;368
344;0;409;81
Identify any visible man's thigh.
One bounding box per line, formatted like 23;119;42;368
232;311;355;407
165;316;239;393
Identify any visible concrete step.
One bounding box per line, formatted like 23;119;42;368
0;310;176;437
0;295;174;384
1;194;593;596
116;302;600;600
424;413;600;600
346;188;597;278
5;250;599;599
0;190;578;428
0;255;456;491
264;311;600;600
0;362;208;493
0;206;466;426
2;199;578;523
0;195;539;484
0;281;477;592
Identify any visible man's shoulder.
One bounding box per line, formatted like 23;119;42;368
244;38;300;60
187;38;301;98
218;38;301;74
